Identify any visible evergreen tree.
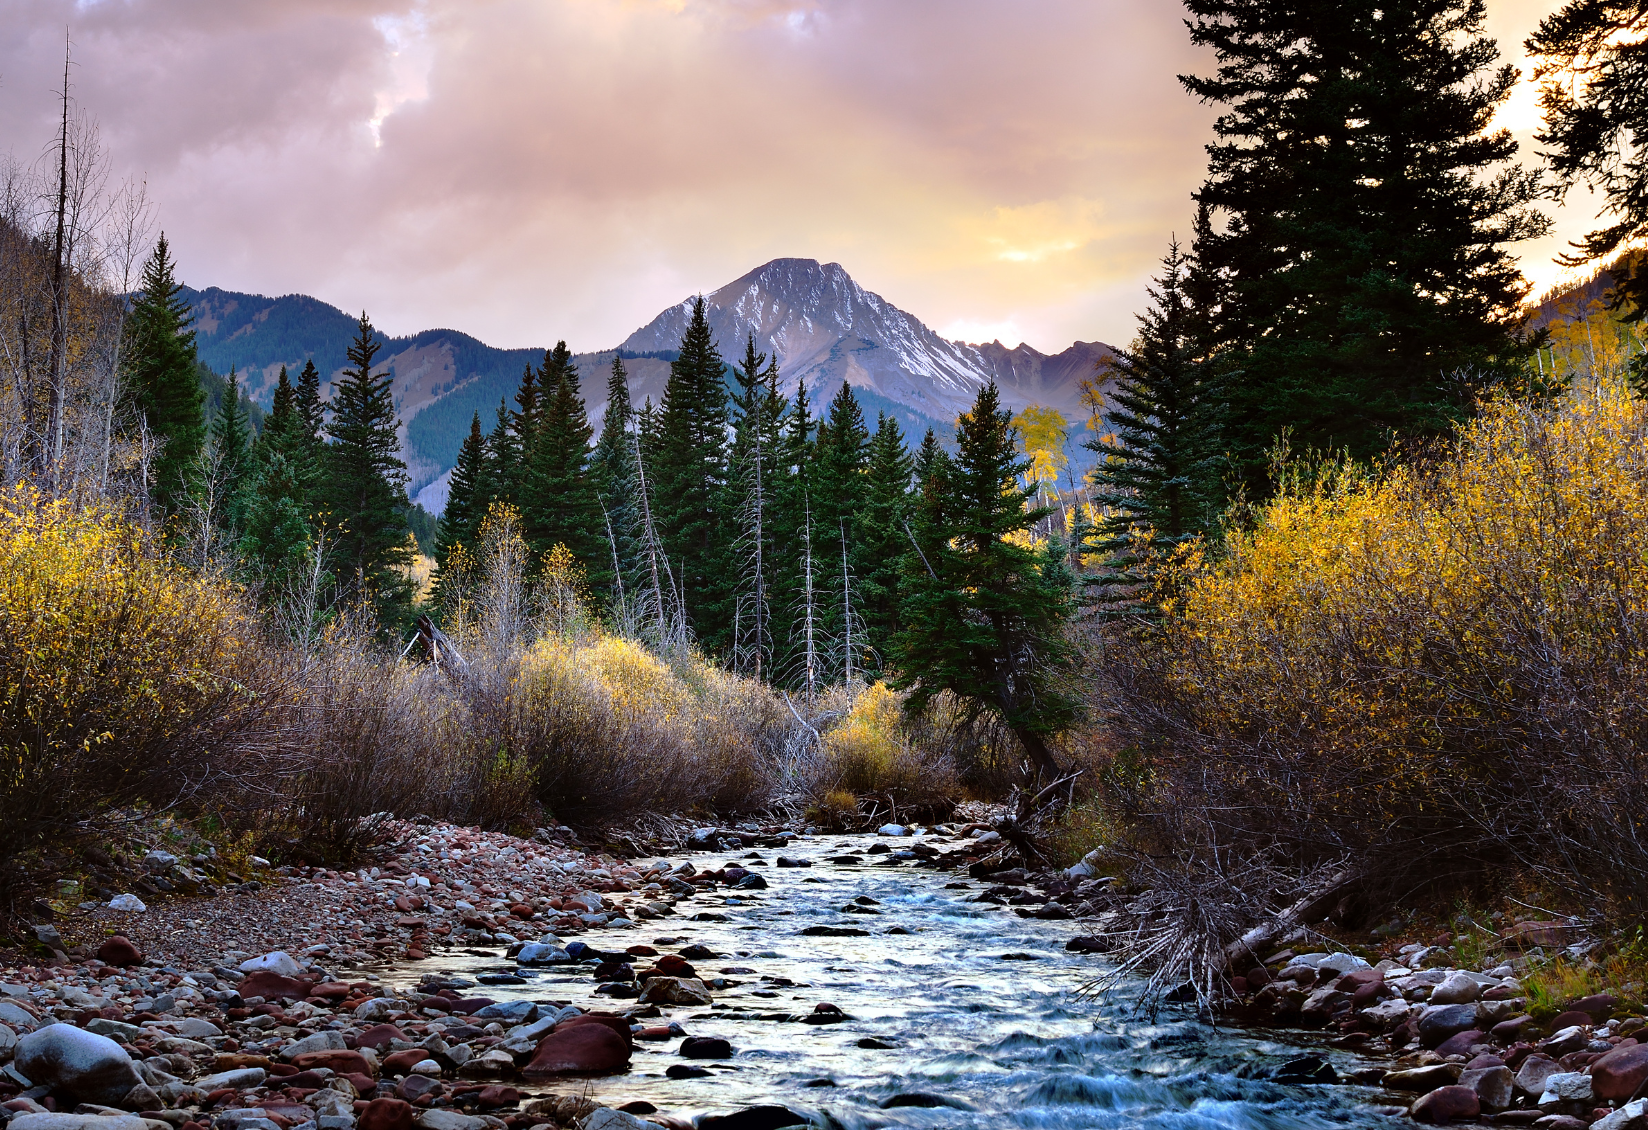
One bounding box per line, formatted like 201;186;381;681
320;312;413;625
654;297;731;650
1184;0;1548;491
858;412;913;670
590;355;642;610
431;412;488;606
725;335;788;679
212;366;254;532
240;365;318;586
524;342;605;591
812;382;870;679
293;359;327;476
1084;239;1221;603
125;234;206;516
892;383;1076;777
770;379;816;687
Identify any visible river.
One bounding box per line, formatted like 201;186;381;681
383;831;1395;1128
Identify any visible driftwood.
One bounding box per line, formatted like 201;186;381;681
1221;865;1358;970
414;615;470;675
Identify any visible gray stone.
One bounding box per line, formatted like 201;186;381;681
0;1002;40;1032
1538;1071;1593;1114
1358;999;1413;1030
15;1024;144;1108
637;977;713;1006
413;1111;487;1130
1460;1065;1513;1112
353;1000;409;1022
0;1022;17;1060
10;1116;165;1130
142;852;177;872
1594;1098;1648;1130
513;945;569;966
195;1068;267;1091
83;1020;141;1044
1475;997;1526;1025
1428;972;1483;1005
281;1032;346;1061
238;953;302;977
1315;953;1371;977
1417;1003;1479;1047
580;1112;654;1130
471;1001;535;1023
133;1060;178;1088
309;1091;354;1118
144;1018;222;1040
1514;1053;1562;1097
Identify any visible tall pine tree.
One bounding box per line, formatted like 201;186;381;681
320;312;413;625
241;364;318;587
590;355;642;611
812;382;871;680
858;412;913;671
892;383;1076;777
1183;0;1548;491
212;366;254;532
654;297;731;650
725;334;788;679
125;234;206;517
431;412;488;607
524;342;605;591
1084;238;1220;603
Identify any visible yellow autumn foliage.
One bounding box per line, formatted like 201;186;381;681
1102;376;1648;911
810;682;957;815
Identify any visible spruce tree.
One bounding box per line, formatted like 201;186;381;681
726;335;788;679
1084;239;1220;604
812;382;870;680
523;342;605;591
654;297;731;650
432;412;488;606
858;412;913;671
892;383;1076;777
770;379;816;687
320;312;413;625
590;355;642;610
240;365;317;586
1184;0;1548;491
125;234;206;516
293;359;327;479
212;366;254;532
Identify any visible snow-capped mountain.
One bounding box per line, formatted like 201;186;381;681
620;258;1108;419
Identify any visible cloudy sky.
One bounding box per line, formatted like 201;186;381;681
0;0;1599;354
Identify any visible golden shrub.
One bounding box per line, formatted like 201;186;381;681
812;682;958;813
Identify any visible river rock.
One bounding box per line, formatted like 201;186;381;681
196;1068;267;1091
9;1116;164;1130
472;1001;535;1023
282;1031;347;1060
95;937;143;967
1540;1025;1588;1056
638;977;713;1005
84;1018;141;1043
1383;1064;1462;1093
521;1025;630;1077
514;944;569;966
1433;1029;1486;1057
876;825;907;837
0;1001;39;1031
15;1023;144;1107
680;1037;732;1060
357;1098;414;1130
1592;1042;1648;1100
396;1075;441;1102
1594;1098;1648;1130
106;894;146;912
581;1111;654;1130
457;1049;513;1079
240;952;303;977
1428;972;1483;1005
1418;1004;1479;1048
291;1051;375;1078
413;1110;487;1130
354;1024;405;1051
1538;1071;1593;1114
240;971;309;1002
1459;1065;1513;1111
1513;1053;1562;1097
1410;1085;1479;1123
697;1109;812;1130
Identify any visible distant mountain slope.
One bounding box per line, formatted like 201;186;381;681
181;259;1114;507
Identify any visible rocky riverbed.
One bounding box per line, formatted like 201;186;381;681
0;818;1638;1128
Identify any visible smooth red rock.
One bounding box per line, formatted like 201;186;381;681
357;1098;414;1130
1550;1010;1594;1031
309;984;350;1001
292;1050;376;1078
239;971;310;1001
656;954;694;977
343;1073;377;1096
355;1025;405;1051
1590;1042;1648;1100
382;1049;430;1076
445;998;495;1016
522;1025;631;1077
1572;994;1618;1021
556;1014;634;1046
1410;1085;1480;1123
96;937;143;967
475;1086;521;1108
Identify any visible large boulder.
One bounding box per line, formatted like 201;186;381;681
292;1050;376;1078
521;1025;631;1078
1410;1086;1480;1124
95;937;143;968
1418;1004;1479;1048
638;977;713;1006
1428;973;1483;1005
1592;1042;1648;1101
240;952;303;977
239;971;309;1002
15;1023;144;1107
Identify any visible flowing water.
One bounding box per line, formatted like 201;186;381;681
384;832;1395;1128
